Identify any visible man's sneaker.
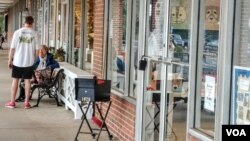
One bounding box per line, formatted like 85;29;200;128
24;102;31;109
5;101;16;108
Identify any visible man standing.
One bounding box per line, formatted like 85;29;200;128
6;16;39;109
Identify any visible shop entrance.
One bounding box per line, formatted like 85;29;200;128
136;0;192;140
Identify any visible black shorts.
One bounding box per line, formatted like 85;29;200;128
12;65;33;79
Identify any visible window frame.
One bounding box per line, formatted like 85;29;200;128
107;0;141;98
67;0;93;72
187;0;236;140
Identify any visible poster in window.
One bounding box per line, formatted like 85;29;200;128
232;66;250;124
204;75;216;112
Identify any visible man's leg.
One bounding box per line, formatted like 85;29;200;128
15;79;25;102
10;78;19;102
22;66;33;109
5;78;19;108
24;79;31;103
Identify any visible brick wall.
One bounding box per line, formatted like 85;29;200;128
112;0;123;51
93;0;136;140
93;0;104;78
107;95;136;141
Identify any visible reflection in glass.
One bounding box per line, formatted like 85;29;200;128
84;0;95;72
130;0;140;98
58;1;68;62
111;0;127;92
43;1;49;44
73;0;82;66
195;0;220;136
49;0;55;49
143;0;165;140
166;0;192;140
56;0;62;49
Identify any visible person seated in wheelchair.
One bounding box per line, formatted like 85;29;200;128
15;45;60;102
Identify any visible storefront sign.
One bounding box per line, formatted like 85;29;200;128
233;66;250;124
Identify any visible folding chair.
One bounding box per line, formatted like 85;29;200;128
74;78;113;141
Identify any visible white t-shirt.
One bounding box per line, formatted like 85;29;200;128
10;27;39;67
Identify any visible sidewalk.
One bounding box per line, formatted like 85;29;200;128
0;43;114;141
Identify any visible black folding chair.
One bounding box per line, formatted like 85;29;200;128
74;78;113;141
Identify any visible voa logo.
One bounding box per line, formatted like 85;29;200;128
226;129;246;136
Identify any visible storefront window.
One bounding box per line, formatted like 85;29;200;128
129;0;140;97
195;0;220;136
110;0;127;92
49;0;56;49
58;0;69;62
166;0;192;139
84;0;94;72
73;0;82;66
231;0;250;125
42;0;49;44
109;0;140;95
67;0;94;71
36;0;43;44
56;0;62;49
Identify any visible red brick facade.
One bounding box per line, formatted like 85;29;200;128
112;0;123;51
93;0;104;78
93;0;136;140
107;95;136;141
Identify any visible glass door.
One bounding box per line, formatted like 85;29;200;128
191;0;221;138
166;0;192;140
141;0;169;140
137;0;193;141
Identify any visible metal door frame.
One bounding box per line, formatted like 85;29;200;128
187;0;236;141
135;0;171;140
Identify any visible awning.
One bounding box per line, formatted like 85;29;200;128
0;0;16;13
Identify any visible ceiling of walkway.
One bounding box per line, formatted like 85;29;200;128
0;0;16;13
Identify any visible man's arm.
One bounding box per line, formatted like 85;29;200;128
32;57;39;70
8;48;15;69
9;31;18;69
